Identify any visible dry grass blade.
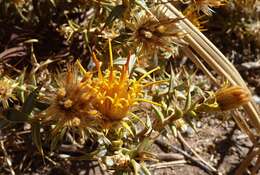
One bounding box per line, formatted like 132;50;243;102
164;2;260;133
162;3;260;174
0;141;15;175
233;111;256;143
234;146;260;175
148;160;187;169
182;46;218;85
251;154;260;175
0;46;26;60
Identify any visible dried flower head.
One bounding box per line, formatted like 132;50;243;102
191;0;226;15
127;6;185;64
0;77;18;109
184;7;208;31
40;66;100;136
13;0;25;7
215;86;251;111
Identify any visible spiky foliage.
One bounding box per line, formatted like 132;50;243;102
0;1;256;174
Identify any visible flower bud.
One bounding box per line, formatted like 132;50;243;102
215;86;251;111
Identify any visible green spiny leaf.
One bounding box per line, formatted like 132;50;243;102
4;108;29;122
170;124;178;137
140;163;151;175
184;86;192;113
130;112;146;127
51;127;67;152
0;118;9;129
22;87;40;115
104;5;127;28
32;122;43;155
152;105;164;123
35;101;50;111
131;159;140;175
17;69;26;103
121;121;134;137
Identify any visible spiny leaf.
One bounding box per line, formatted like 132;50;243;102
135;0;158;21
32;122;43;155
128;54;137;73
185;112;198;132
121;121;134;137
35;101;50;111
152;105;164;123
17;70;26;103
22;88;40;115
50;127;67;152
130;112;146;127
104;5;127;28
126;119;137;136
0;118;9;129
184;86;192;113
145;115;152;135
174;105;183;118
49;0;56;7
113;54;137;73
140;163;151;175
131;159;140;175
4;108;29;122
168;63;176;94
170;124;178;137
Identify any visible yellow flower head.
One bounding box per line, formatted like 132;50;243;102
90;40;158;121
0;77;18;109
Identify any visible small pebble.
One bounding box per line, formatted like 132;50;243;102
209;119;215;126
196;121;202;128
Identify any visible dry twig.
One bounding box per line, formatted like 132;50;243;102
177;132;218;173
0;141;15;175
155;139;218;175
148;160;187;170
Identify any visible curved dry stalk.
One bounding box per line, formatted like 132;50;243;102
251;154;260;175
161;3;260;175
234;146;260;175
182;46;219;85
233;111;256;143
163;2;260;133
